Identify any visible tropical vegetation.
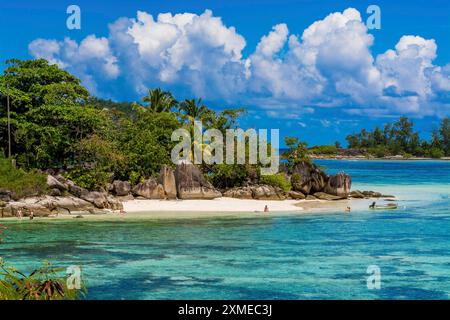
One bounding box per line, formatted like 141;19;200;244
345;116;450;158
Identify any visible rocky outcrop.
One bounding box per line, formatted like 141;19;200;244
158;166;177;199
362;190;382;198
132;178;165;199
223;185;286;200
305;194;318;200
1;202;52;217
175;163;221;199
288;191;306;199
313;192;346;201
112;180;131;196
36;196;96;214
252;185;286;200
48;175;124;210
47;175;67;192
81;191;110;209
349;190;365;198
223;186;253;199
324;172;352;197
0;188;11;202
291;162;328;195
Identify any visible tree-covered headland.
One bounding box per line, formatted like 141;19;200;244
0;59;449;198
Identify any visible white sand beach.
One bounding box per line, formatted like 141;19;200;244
123;197;304;213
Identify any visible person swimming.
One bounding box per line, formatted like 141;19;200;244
345;206;351;212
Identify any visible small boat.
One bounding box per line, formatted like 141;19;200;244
370;203;398;210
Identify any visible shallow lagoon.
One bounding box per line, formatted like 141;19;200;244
1;160;449;299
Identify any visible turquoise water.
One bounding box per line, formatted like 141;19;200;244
1;160;450;299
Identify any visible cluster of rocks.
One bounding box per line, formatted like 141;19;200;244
0;160;390;218
112;163;221;200
0;163;223;218
223;162;354;201
223;185;286;200
349;190;395;199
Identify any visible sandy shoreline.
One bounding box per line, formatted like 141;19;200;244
123;197;304;213
0;197;385;221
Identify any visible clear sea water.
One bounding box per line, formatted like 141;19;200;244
1;160;449;299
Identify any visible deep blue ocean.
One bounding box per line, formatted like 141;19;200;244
1;160;449;299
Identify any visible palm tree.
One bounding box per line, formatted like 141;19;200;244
177;99;211;163
178;98;210;124
142;88;177;113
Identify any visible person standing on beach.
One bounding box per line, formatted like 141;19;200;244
17;208;23;220
264;205;269;213
29;211;34;220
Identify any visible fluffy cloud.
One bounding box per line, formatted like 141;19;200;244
29;35;119;95
28;8;450;117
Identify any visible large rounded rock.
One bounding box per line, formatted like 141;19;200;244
175;163;221;199
313;192;345;201
2;202;52;217
47;175;67;191
0;188;11;202
36;196;96;214
324;172;352;197
291;161;328;195
223;186;253;199
349;190;365;198
158;166;177;199
81;191;110;209
112;180;132;196
67;182;89;198
252;185;285;200
132;178;165;199
289;191;306;199
223;185;286;200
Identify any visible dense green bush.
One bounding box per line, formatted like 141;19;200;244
368;145;388;158
0;260;86;300
0;156;47;199
427;147;444;159
260;173;291;192
208;164;251;189
309;145;338;155
291;173;301;185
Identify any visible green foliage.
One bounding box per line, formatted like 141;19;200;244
0;260;86;300
367;145;388;158
346;116;450;157
260;173;291;192
119;111;180;180
283;136;310;169
402;152;413;159
65;134;126;190
427;147;444;159
0;156;47;199
0;59;109;169
142;88;178;113
291;173;301;185
309;145;338;155
178;98;209;124
208;164;250;189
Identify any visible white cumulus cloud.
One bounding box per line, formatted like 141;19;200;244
28;8;450;117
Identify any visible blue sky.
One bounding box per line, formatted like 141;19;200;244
1;0;450;146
